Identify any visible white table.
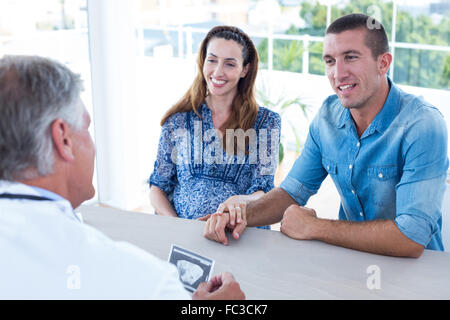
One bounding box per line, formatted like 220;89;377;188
78;205;450;299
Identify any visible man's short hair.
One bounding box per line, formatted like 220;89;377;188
0;55;84;181
326;13;389;59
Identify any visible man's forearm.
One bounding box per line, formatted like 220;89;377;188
312;218;424;258
246;187;297;227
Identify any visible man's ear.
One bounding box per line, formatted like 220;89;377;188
377;52;392;75
51;119;75;162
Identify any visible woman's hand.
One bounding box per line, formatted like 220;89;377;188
198;192;264;245
202;211;247;245
197;196;247;245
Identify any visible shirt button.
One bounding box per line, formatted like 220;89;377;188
359;212;363;217
378;172;383;179
351;189;355;194
356;142;360;147
327;165;330;171
349;164;353;170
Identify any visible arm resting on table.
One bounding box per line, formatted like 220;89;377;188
149;185;177;217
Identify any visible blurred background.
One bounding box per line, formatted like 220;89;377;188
1;0;449;224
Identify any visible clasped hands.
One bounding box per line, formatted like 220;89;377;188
198;196;318;245
197;195;248;246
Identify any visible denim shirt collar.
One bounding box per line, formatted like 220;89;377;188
337;77;401;135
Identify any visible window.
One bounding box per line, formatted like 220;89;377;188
128;0;448;218
0;0;91;103
4;1;447;217
0;0;96;203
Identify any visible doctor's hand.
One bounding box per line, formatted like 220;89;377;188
192;272;245;300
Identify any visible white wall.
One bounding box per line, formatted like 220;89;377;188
87;0;143;210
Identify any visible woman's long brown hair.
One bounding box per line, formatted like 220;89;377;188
160;26;260;137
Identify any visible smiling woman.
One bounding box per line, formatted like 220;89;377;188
148;26;281;228
203;37;250;130
161;26;260;134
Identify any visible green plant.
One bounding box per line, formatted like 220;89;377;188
256;80;309;164
276;40;303;73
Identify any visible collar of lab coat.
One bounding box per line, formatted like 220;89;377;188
0;180;82;223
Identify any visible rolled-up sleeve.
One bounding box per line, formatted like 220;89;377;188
280;114;328;206
395;107;449;250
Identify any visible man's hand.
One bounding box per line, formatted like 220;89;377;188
216;195;248;228
197;195;248;228
202;212;248;245
192;272;245;300
280;205;318;240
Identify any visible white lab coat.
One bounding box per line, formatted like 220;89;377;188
0;181;190;299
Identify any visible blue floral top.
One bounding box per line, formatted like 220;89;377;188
149;103;281;229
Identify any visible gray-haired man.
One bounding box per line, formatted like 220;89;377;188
0;55;244;299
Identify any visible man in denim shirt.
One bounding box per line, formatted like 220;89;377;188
203;14;448;258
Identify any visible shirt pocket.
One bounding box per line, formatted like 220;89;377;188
322;158;344;198
367;165;398;181
367;165;398;211
322;158;338;175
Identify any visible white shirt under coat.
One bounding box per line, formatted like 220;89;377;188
0;181;190;299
